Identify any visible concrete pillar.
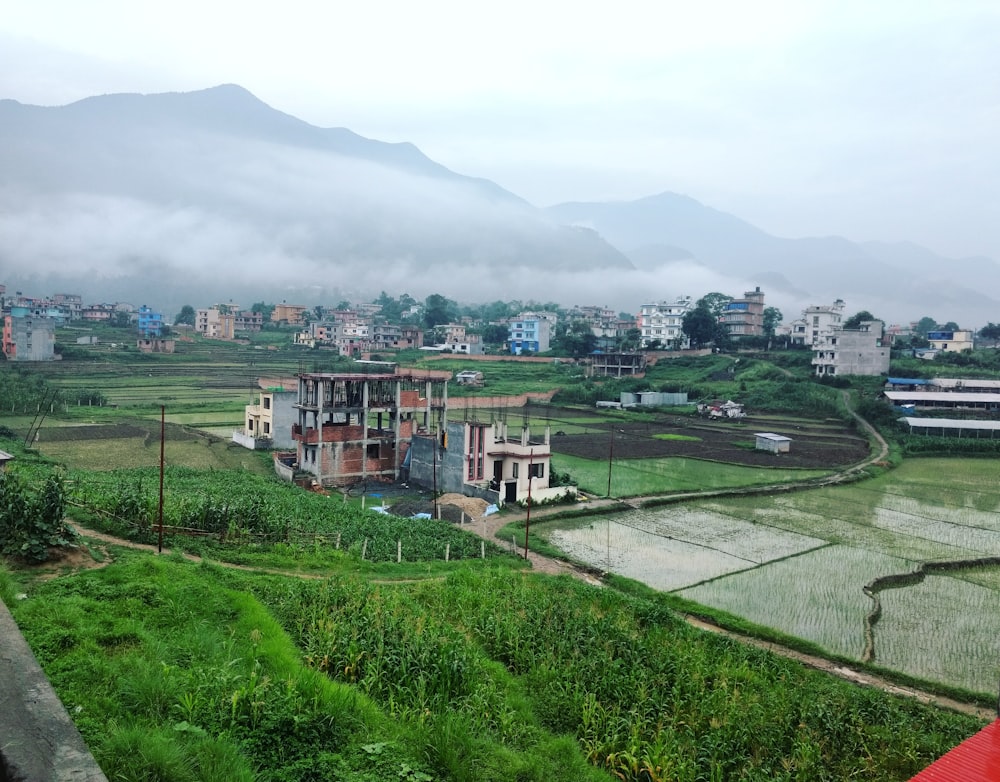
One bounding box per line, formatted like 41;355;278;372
393;379;402;480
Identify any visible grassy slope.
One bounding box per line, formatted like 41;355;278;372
4;557;983;782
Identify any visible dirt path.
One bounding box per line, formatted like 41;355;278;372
455;399;993;721
62;518;992;721
58;399;988;721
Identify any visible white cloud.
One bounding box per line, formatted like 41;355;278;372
1;0;998;264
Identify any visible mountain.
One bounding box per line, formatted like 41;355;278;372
546;193;1000;326
0;85;631;313
1;85;997;327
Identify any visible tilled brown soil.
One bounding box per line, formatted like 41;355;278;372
551;417;869;468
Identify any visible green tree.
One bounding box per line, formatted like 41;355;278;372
762;306;783;339
978;322;1000;341
0;472;74;563
250;302;275;322
618;327;642;352
481;324;510;346
843;310;879;329
700;292;733;319
682;303;718;348
423;294;456;329
112;311;132;328
913;316;938;336
481;300;515;322
552;321;598;358
174;304;196;326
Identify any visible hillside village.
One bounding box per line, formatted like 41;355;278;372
4;277;1000;780
2;280;987;371
5;278;995;510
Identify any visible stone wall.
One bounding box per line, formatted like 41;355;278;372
0;599;108;781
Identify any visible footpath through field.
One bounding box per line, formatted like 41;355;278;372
462;395;998;720
62;398;986;719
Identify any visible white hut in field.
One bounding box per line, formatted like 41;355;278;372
754;433;792;454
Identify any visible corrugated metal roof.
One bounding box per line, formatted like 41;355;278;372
885;391;1000;403
932;378;1000;391
903;418;1000;432
908;719;1000;781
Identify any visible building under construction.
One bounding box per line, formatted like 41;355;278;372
292;370;449;487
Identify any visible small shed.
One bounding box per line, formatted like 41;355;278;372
754;433;792;454
455;370;484;387
0;450;14;472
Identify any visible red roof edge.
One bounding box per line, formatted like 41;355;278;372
908;719;1000;781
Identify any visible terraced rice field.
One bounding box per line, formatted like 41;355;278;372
542;458;1000;695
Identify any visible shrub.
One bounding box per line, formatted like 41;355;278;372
0;471;76;562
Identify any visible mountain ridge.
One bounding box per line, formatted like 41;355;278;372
1;84;997;326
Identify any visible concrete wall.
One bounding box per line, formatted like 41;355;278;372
0;600;108;781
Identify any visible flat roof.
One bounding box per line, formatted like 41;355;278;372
903;418;1000;431
931;378;1000;390
885;391;1000;403
298;370;452;382
754;432;792;441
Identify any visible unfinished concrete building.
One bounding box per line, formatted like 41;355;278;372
291;371;449;487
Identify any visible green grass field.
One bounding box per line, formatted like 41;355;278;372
538;457;1000;696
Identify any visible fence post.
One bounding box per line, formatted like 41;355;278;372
445;543;450;562
336;532;341;549
362;538;368;560
397;540;402;563
481;540;485;559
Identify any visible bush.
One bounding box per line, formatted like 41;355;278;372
0;471;76;562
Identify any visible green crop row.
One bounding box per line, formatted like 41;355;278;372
68;466;505;562
265;567;980;781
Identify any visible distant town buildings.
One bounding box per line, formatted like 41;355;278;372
196;306;236;340
137;305;163;338
271;303;307;326
927;329;974;353
2;308;56;361
812;320;891;377
638;297;691;348
234;379;298;450
789;300;845;346
509;312;554;355
720;287;766;339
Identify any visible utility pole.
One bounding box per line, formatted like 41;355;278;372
606;426;615;498
432;431;439;520
523;449;534;560
158;405;165;554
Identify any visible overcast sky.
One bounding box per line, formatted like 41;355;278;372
2;1;999;262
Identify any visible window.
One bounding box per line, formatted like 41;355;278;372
512;463;519;479
263;422;270;434
529;462;544;479
263;397;271;409
367;443;380;458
